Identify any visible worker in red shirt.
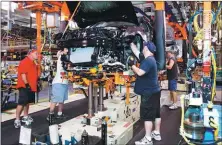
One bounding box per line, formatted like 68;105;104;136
14;49;39;128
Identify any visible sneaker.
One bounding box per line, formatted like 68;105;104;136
22;116;33;123
169;103;178;110
14;120;21;128
167;101;173;106
135;136;153;145
56;113;67;120
151;131;162;141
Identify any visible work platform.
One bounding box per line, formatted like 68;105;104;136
56;93;140;145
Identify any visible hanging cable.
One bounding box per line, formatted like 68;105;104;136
212;2;222;24
61;1;81;39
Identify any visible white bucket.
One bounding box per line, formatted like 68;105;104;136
49;124;59;144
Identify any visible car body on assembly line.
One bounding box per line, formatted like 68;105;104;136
53;1;151;73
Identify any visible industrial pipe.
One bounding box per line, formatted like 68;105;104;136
88;82;94;117
22;3;41;9
93;86;98;113
36;11;42;76
48;2;63;7
99;84;104;111
29;16;32;50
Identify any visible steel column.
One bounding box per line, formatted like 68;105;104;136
30;16;32;50
99;84;104;111
88;82;94;117
154;2;166;70
93;86;98;113
202;2;212;102
36;11;42;76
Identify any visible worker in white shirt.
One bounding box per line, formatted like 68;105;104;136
47;48;69;121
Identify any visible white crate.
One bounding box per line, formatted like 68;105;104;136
104;93;140;123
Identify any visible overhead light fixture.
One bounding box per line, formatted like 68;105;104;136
30;13;35;18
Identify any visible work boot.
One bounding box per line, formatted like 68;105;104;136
47;113;55;121
14;120;21;128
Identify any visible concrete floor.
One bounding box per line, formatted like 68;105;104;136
1;84;221;145
1;90;185;145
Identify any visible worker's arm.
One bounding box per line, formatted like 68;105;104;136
166;59;174;69
18;61;29;86
21;74;28;84
132;65;146;76
130;43;140;60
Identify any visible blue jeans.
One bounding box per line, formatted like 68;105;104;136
168;79;177;91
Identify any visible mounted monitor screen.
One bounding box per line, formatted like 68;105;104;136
69;47;95;65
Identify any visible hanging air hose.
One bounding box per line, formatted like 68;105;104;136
190;2;222;45
210;48;217;103
213;2;222;24
193;12;214;43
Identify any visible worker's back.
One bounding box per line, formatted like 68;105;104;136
167;57;178;80
134;56;160;96
52;52;68;85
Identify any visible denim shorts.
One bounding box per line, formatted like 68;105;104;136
168;79;177;91
51;84;68;103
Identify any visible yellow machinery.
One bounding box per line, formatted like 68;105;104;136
64;64;136;118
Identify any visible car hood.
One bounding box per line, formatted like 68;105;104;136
67;1;139;28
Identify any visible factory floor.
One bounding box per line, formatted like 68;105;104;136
1;90;185;145
1;85;222;145
1;83;76;111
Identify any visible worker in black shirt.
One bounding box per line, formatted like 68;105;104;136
166;50;178;109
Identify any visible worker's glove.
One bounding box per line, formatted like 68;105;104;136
25;84;31;91
37;79;42;93
62;62;69;70
61;54;69;62
139;53;145;62
128;56;136;66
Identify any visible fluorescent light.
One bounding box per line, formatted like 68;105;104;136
30;13;36;18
